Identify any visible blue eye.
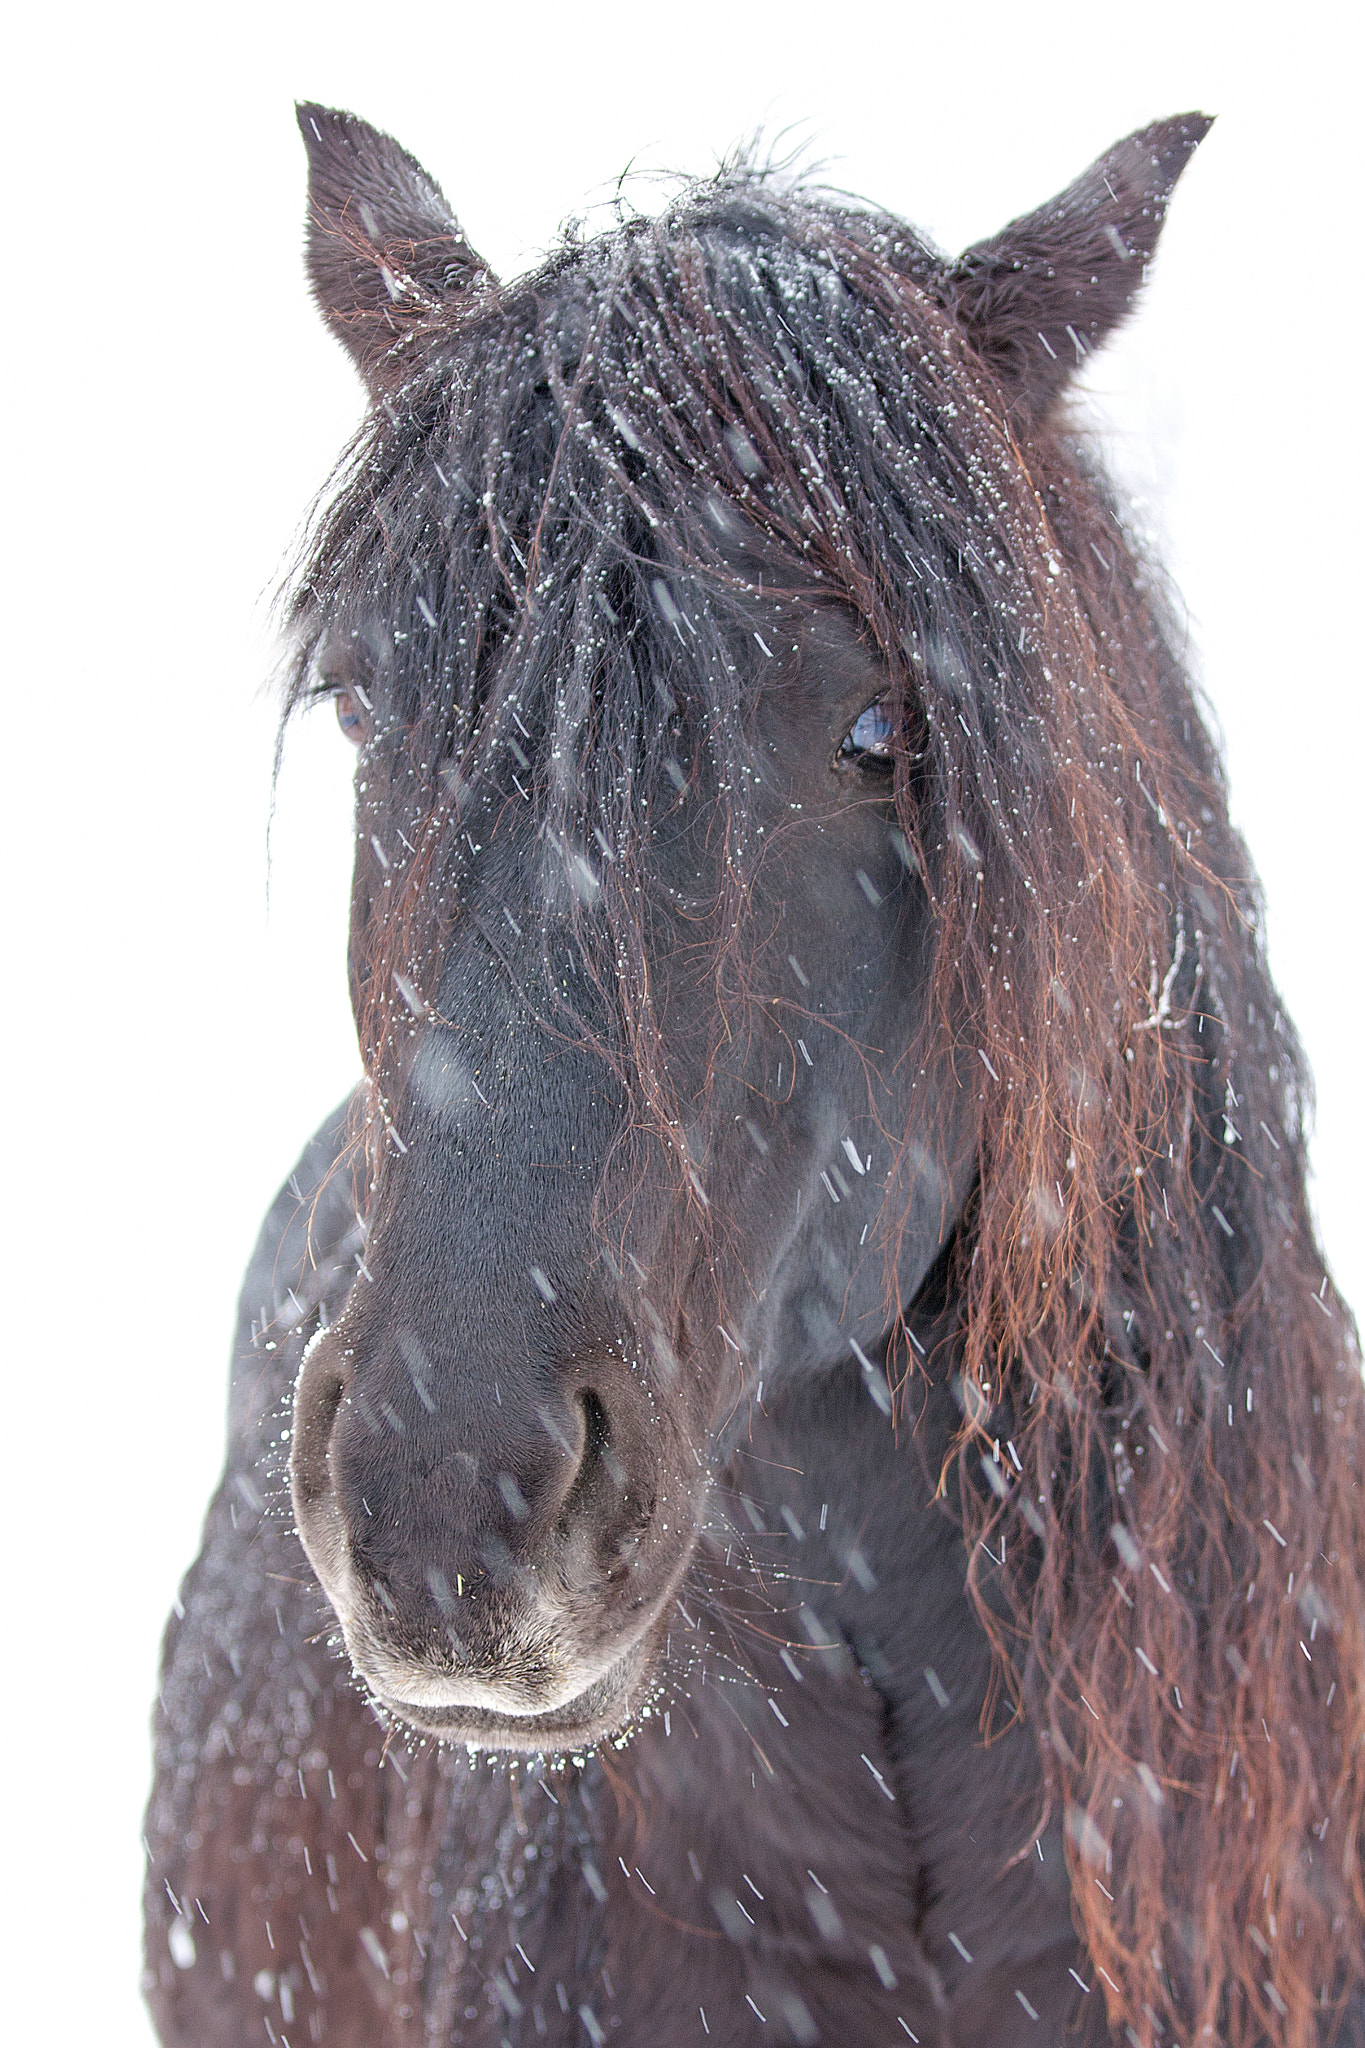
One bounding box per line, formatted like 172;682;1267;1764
336;687;372;744
839;700;896;764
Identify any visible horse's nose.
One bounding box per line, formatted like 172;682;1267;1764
290;1323;604;1653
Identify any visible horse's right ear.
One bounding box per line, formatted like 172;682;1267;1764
945;114;1211;425
296;103;496;389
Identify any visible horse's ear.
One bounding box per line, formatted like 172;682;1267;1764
945;114;1212;424
296;102;496;388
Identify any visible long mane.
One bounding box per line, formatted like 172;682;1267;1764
286;167;1365;2044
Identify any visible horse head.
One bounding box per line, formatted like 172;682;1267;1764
286;106;1211;1758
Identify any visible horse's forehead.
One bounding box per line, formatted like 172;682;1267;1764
340;601;886;758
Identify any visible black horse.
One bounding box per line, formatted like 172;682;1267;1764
145;106;1365;2047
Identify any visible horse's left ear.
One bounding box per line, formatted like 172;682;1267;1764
297;102;497;389
945;114;1212;423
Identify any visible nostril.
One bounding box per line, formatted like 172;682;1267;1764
291;1336;349;1509
559;1388;628;1534
557;1390;603;1531
581;1388;609;1464
584;1389;628;1492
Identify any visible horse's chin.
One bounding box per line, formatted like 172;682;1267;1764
369;1633;654;1753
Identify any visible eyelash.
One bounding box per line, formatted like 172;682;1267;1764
310;636;376;745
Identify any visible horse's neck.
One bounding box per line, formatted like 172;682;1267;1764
566;1366;1085;2042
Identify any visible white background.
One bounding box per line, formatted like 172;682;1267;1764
5;3;1361;2037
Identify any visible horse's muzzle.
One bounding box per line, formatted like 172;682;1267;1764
354;1621;657;1750
288;1318;693;1749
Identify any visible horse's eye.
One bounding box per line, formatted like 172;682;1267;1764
336;688;372;745
838;700;896;767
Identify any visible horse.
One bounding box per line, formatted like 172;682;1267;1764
144;104;1365;2048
